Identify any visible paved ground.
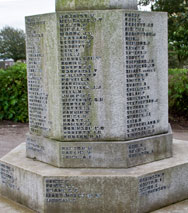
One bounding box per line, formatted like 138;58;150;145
171;122;188;141
0;121;29;158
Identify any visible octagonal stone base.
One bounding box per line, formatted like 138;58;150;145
1;140;188;213
26;125;172;168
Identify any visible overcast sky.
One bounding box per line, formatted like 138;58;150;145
0;0;150;31
0;0;55;31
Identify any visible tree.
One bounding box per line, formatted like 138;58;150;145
138;0;188;68
0;26;26;62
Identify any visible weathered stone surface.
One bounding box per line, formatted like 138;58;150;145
55;0;137;11
152;200;188;213
26;125;173;168
0;196;34;213
26;10;168;142
1;139;188;213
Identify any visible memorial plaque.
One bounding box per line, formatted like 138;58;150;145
26;14;60;138
45;178;101;203
124;12;168;140
26;11;168;142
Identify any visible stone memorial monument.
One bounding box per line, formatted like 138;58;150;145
0;0;188;212
25;0;172;168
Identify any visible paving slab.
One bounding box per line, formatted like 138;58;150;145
0;122;29;158
173;130;188;142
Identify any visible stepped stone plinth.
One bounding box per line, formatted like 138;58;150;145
1;0;185;212
0;140;188;213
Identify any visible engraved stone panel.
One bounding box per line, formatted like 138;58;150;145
0;162;43;210
26;10;168;142
123;12;168;140
56;0;138;11
26;14;61;138
0;163;16;190
45;178;102;204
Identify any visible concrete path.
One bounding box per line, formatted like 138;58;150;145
0;122;28;158
173;129;188;141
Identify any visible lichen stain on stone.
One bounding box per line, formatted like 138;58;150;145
56;0;111;10
56;0;75;10
100;12;119;128
80;14;98;138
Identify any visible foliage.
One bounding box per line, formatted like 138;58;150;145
0;63;28;122
138;0;188;68
168;69;188;117
0;26;26;62
0;64;187;122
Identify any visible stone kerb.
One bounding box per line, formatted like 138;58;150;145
56;0;138;11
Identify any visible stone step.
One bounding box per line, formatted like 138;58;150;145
0;140;188;212
0;195;35;213
1;193;188;213
152;199;188;213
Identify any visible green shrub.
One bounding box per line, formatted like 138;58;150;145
0;63;28;122
0;64;187;123
169;69;188;118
